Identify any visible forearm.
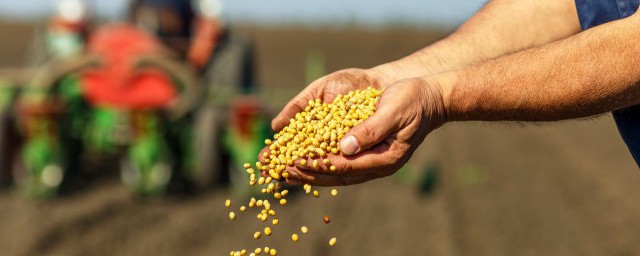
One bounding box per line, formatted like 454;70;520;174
440;13;640;122
375;0;581;80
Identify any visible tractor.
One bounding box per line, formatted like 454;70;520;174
0;0;270;198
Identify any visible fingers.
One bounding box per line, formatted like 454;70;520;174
257;127;405;186
283;140;407;186
284;168;376;186
339;101;401;156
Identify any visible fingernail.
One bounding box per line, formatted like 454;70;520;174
339;135;360;155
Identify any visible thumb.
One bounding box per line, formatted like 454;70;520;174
339;107;399;156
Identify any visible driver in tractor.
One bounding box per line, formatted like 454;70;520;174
129;0;255;94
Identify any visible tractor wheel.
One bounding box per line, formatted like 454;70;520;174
120;157;173;197
121;137;174;197
188;106;226;190
12;152;65;199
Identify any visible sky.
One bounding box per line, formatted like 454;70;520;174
0;0;487;28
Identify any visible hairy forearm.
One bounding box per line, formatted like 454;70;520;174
440;13;640;122
375;0;580;80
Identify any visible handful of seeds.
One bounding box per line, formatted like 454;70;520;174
227;87;382;256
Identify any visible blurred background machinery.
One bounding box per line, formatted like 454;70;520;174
0;0;269;198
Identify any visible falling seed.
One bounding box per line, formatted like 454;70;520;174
323;216;331;224
329;237;337;246
331;189;338;196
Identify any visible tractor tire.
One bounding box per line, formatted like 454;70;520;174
120;157;173;197
190;105;226;190
12;151;65;199
200;32;256;188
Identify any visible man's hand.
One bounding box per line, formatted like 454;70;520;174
266;76;447;186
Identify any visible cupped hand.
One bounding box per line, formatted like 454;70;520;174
263;74;448;186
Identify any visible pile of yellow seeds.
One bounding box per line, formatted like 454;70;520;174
227;87;382;256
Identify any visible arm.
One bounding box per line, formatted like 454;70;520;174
271;0;581;131
284;10;640;186
375;0;581;80
439;12;640;122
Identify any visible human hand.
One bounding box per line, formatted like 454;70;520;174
264;74;448;186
